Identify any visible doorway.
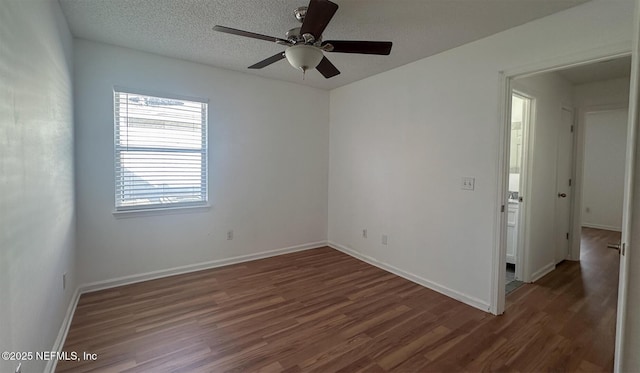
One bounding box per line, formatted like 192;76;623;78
580;108;629;234
578;106;629;259
497;55;631;294
505;92;530;294
494;52;633;369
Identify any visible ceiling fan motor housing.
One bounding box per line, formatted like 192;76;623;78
286;27;319;45
285;27;301;41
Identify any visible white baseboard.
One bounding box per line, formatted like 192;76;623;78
81;241;327;293
581;223;622;232
46;287;81;373
47;240;327;372
327;241;491;313
530;262;556;283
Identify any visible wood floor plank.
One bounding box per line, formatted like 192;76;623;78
57;228;619;372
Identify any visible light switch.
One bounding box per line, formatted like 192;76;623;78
462;177;475;191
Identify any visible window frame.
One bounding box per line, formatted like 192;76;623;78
112;86;209;215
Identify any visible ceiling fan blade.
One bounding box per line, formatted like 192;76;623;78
316;56;340;79
248;52;286;69
300;0;338;40
323;40;392;55
214;25;289;44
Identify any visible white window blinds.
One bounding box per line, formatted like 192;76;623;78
114;89;208;211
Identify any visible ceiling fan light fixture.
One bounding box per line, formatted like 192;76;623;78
285;45;323;72
213;0;392;80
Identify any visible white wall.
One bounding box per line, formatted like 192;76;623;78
582;110;628;231
0;1;76;372
74;40;329;285
513;73;574;279
328;0;634;312
574;77;631;108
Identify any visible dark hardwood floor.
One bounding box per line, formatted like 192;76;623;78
57;228;620;372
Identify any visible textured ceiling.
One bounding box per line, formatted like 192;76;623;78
556;56;631;85
59;0;590;90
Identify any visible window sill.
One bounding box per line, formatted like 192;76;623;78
112;204;211;219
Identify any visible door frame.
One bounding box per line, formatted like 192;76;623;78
490;43;631;315
571;104;629;260
492;44;636;371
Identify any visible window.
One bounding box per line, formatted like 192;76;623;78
114;89;208;211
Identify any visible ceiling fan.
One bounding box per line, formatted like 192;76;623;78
213;0;392;79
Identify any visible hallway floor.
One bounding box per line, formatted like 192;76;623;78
503;227;621;371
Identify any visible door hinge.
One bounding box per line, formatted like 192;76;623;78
571;125;574;133
569;178;572;187
566;232;569;240
501;205;505;212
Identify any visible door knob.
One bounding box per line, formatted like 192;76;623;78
558;193;567;198
608;242;621;251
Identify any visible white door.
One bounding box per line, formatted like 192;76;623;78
554;108;574;264
614;2;640;369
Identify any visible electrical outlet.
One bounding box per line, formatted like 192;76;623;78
15;363;22;373
461;177;475;191
382;234;388;245
227;230;234;240
362;229;367;238
62;273;67;290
